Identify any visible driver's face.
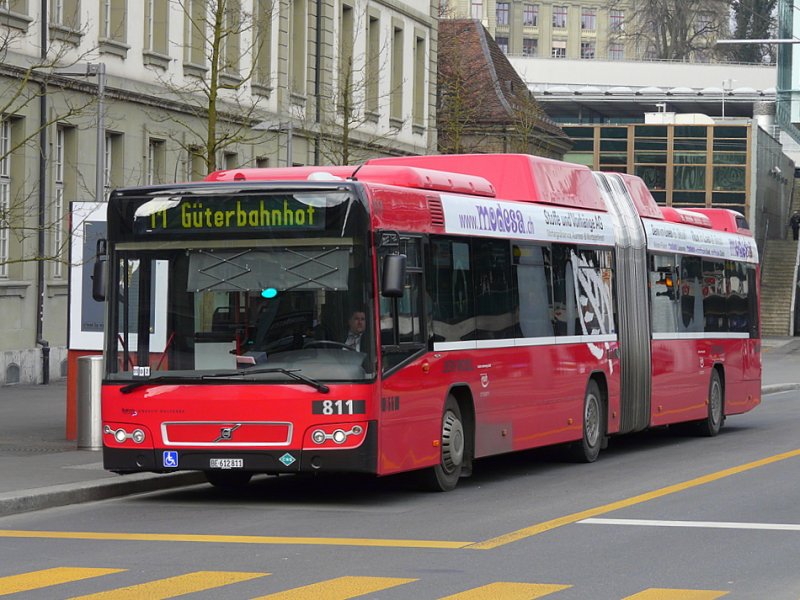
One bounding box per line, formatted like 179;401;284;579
348;311;366;334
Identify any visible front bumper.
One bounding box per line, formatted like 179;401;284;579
103;421;378;475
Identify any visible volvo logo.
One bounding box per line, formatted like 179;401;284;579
213;424;241;443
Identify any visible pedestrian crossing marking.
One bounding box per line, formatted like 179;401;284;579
623;589;729;599
0;568;124;596
67;570;269;599
439;582;572;599
251;576;417;599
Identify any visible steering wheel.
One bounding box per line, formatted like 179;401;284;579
304;340;358;351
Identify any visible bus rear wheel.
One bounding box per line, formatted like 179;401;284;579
205;470;253;489
568;380;604;463
420;396;465;492
697;370;724;437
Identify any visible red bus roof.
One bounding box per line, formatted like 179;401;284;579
660;206;713;229
204;165;497;197
365;154;607;211
613;173;664;220
683;208;752;235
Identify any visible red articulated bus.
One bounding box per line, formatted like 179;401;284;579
97;154;760;491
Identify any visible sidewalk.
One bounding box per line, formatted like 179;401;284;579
0;340;798;518
0;380;204;517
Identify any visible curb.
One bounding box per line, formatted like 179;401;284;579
0;471;206;518
762;383;800;395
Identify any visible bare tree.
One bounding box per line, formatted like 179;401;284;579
0;13;98;269
311;9;405;165
728;0;777;63
623;0;730;61
148;0;271;174
436;22;495;154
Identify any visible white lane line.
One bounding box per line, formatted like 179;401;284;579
580;518;800;531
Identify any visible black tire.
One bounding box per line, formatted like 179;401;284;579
419;396;465;492
698;370;724;437
568;380;604;463
205;470;253;489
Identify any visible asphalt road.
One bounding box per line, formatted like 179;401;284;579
1;382;799;599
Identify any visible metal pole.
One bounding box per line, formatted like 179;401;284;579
286;121;293;167
94;63;106;204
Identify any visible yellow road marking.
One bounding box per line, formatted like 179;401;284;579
0;568;124;596
67;571;268;599
468;448;800;549
0;529;470;549
439;582;571;599
252;576;416;599
623;588;729;599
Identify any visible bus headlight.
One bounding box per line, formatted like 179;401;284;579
307;424;365;447
104;425;147;445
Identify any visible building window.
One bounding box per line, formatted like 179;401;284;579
51;0;80;30
185;0;206;68
523;3;537;26
610;9;624;33
147;139;166;185
52;126;66;278
221;0;241;75
581;7;596;30
339;3;354;111
290;0;307;96
496;2;509;26
188;147;205;181
100;0;126;42
523;37;537;56
470;0;482;19
581;40;595;59
552;5;567;28
366;13;380;115
551;40;566;58
390;25;403;121
144;0;168;56
0;119;10;278
413;34;426;126
104;132;123;195
495;36;508;53
253;0;272;89
609;42;624;60
223;152;238;170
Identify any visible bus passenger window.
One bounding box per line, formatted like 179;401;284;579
513;244;553;338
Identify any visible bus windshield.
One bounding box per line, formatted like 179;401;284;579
104;186;374;384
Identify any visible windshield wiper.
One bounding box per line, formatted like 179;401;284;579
119;375;205;394
119;367;330;394
204;367;330;393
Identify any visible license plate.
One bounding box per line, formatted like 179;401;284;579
209;458;244;469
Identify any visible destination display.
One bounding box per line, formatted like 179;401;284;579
133;195;326;234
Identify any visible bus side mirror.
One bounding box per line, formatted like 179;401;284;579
381;254;406;298
92;239;107;302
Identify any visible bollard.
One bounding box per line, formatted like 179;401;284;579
77;355;104;450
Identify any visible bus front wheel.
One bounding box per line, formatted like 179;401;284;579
420;395;465;492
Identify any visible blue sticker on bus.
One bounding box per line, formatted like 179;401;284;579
163;451;178;468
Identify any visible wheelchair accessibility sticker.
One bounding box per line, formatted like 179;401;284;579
163;451;179;468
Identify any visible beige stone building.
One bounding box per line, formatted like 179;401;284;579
0;0;439;384
446;0;723;61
